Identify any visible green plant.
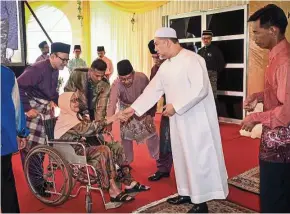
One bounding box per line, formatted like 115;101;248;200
77;0;83;26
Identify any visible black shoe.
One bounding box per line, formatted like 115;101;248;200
166;195;191;205
187;203;208;213
148;171;170;181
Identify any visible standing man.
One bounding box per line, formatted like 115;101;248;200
35;41;50;62
97;46;114;80
67;45;87;74
18;42;70;196
1;65;29;213
198;30;225;99
64;58;110;122
122;28;228;213
107;59;160;172
147;39;173;181
242;4;290;213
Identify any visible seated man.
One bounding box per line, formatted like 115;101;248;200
54;92;149;202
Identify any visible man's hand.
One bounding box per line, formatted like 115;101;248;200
17;136;28;150
162;104;176;117
50;101;58;117
241;116;259;132
243;95;258;112
121;107;135;122
6;48;14;59
26;109;39;119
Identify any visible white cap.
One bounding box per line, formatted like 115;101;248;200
154;27;177;39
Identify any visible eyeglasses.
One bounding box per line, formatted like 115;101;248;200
70;98;79;103
202;37;212;40
55;54;69;63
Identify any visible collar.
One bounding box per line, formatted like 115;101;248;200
46;59;58;72
269;38;288;62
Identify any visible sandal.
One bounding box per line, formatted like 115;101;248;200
125;182;150;193
110;192;135;203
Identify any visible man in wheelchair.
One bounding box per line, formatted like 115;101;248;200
54;92;150;203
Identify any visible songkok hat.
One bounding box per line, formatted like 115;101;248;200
202;30;213;36
154;27;177;38
117;60;133;76
74;45;81;51
39;41;47;49
148;40;157;54
97;46;105;52
51;42;70;54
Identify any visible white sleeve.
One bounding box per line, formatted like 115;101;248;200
131;70;164;117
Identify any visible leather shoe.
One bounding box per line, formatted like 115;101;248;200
166;195;191;205
148;171;170;181
187;203;208;213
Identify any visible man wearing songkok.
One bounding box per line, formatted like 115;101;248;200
198;30;225;99
242;4;290;213
147;39;172;182
97;46;114;80
17;42;70;197
106;59;160;169
67;45;87;74
64;59;110;122
35;41;50;62
121;27;229;213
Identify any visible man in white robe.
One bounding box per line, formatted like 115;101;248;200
121;27;229;213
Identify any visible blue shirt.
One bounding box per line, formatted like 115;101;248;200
1;65;29;156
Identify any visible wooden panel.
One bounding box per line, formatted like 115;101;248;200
247;1;290;96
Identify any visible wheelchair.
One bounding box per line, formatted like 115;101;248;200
24;114;123;213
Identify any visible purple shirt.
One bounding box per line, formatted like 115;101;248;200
17;59;59;111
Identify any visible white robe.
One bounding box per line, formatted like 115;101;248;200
131;49;229;203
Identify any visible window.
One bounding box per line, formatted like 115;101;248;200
212;40;244;63
26;6;72;93
206;10;244;36
168;5;248;123
170;16;202;39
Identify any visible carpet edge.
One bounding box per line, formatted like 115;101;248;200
132;193;178;213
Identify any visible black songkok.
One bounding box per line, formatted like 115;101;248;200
97;46;105;52
74;45;81;51
202;30;213;36
117;60;133;76
148;40;157;54
39;41;47;49
51;42;70;54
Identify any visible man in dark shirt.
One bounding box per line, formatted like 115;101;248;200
198;30;225;98
147;40;173;182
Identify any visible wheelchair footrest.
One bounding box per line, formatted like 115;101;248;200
104;202;123;209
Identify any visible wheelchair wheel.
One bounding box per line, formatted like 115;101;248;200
24;145;73;206
85;191;93;213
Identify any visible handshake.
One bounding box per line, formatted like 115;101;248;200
109;107;136;123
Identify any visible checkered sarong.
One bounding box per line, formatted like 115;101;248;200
26;96;54;150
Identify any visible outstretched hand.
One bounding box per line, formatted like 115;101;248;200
119;107;135;122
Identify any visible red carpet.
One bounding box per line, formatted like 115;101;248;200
12;115;260;213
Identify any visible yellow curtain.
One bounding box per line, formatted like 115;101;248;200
103;1;168;13
82;1;91;65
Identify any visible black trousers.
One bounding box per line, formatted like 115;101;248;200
260;159;290;213
1;154;20;213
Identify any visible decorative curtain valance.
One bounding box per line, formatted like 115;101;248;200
103;1;169;13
